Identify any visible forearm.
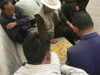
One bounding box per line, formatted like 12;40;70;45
16;18;29;26
51;52;60;68
61;65;88;75
2;23;19;39
15;5;30;26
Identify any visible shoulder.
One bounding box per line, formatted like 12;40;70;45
14;66;26;75
14;5;20;9
67;42;81;54
14;5;23;12
67;45;76;53
35;4;44;15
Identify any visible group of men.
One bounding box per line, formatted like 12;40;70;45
0;0;100;75
0;0;89;45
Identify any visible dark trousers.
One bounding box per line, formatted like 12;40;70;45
15;25;29;44
61;2;77;23
54;24;79;45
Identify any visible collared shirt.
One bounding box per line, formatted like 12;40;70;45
14;52;61;75
12;13;17;19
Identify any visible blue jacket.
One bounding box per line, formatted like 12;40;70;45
66;32;100;75
0;5;29;40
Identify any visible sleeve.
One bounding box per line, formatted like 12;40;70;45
66;48;73;66
1;22;19;39
50;52;60;68
60;65;89;75
14;5;30;26
35;14;52;40
58;10;68;24
78;0;89;10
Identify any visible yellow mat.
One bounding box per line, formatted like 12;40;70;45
50;40;72;61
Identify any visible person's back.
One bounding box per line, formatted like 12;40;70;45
16;0;39;21
66;12;100;75
67;32;100;75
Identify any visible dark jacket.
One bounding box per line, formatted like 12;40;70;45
66;32;100;75
77;0;89;11
0;5;29;40
65;0;89;11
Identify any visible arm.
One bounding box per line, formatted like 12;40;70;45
65;48;73;65
36;15;58;44
35;14;52;40
61;65;89;75
14;5;29;26
58;10;76;32
58;9;68;24
1;22;19;39
51;52;60;68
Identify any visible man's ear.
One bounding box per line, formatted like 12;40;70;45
47;51;51;60
75;27;81;37
92;21;94;26
74;27;79;33
2;9;5;13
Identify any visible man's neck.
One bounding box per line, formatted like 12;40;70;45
42;60;51;64
81;28;95;37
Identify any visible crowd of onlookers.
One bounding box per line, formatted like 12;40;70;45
0;0;100;75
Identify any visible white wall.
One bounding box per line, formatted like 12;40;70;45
0;25;22;75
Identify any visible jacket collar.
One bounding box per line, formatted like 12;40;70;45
81;32;99;40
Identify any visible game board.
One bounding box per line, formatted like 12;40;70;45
50;40;72;61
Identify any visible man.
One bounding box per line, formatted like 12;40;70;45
35;0;79;45
14;33;88;75
66;12;100;75
61;0;89;22
16;0;39;26
0;0;30;44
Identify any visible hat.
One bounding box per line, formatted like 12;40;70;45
41;0;61;9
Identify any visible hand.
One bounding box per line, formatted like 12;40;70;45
76;6;80;11
6;22;17;29
70;24;76;32
50;39;58;44
60;63;66;67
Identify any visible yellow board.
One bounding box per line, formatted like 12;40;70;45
50;40;72;61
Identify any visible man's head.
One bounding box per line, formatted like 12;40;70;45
23;33;51;65
44;5;55;12
72;12;94;36
0;0;14;17
41;0;61;11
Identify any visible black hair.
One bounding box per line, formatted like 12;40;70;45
0;0;10;10
72;11;93;30
23;33;50;64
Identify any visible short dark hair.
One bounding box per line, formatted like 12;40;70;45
72;11;93;30
23;33;50;64
0;0;10;10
